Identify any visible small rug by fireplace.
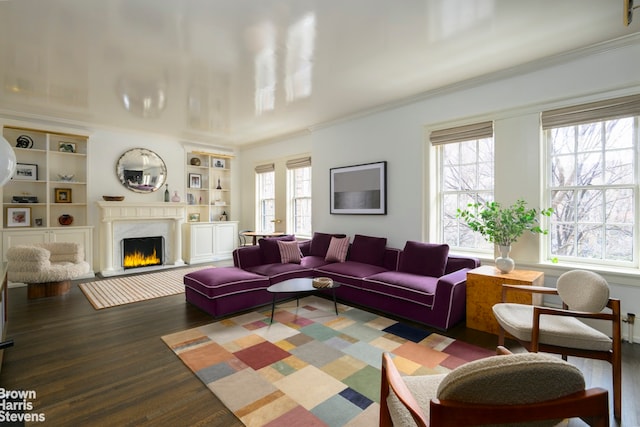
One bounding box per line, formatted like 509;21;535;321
80;266;211;309
162;296;494;426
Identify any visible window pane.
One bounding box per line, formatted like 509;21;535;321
289;166;312;236
547;117;637;265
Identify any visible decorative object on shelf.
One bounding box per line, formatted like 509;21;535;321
15;135;33;148
216;178;222;190
102;195;125;201
213;158;226;168
0;134;17;186
164;184;170;202
457;199;553;273
13;163;38;181
58;214;74;226
58;141;76;153
55;188;72;203
330;161;387;215
219;211;227;221
190;157;201;166
214;200;225;206
171;191;181;202
58;173;75;181
312;277;334;288
187;193;195;205
188;213;200;222
7;207;31;227
34;218;43;226
188;173;202;189
116;147;167;193
11;196;38;203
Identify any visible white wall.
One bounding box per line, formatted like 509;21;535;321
238;39;640;341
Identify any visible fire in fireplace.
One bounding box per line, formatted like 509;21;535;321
122;236;164;269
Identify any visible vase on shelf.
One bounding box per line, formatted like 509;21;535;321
495;245;515;274
216;178;222;190
164;184;169;202
171;191;181;202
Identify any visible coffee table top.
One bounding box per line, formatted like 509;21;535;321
267;277;340;293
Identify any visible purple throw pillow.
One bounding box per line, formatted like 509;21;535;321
349;234;387;266
309;232;347;257
259;235;295;264
399;241;450;277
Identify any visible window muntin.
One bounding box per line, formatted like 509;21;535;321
257;170;275;232
440;137;494;251
547;117;637;265
288;166;312;237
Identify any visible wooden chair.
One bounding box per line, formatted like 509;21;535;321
380;347;610;427
492;269;621;419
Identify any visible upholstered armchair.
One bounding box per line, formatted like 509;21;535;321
492;269;621;419
7;242;91;298
380;348;610;427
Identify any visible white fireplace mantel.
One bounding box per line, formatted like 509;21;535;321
97;201;187;276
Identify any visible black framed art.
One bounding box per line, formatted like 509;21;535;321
330;161;387;215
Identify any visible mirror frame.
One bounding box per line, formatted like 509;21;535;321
116;148;167;193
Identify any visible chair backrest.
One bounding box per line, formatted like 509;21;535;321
437;352;585;406
238;229;253;246
556;269;610;312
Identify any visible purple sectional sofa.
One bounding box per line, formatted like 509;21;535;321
184;232;480;330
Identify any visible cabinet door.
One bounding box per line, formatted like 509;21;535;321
2;230;49;261
213;222;237;258
49;227;93;264
192;224;216;259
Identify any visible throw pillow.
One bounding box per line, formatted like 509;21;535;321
399;241;449;277
309;232;347;257
277;240;302;264
325;236;350;262
258;235;295;264
349;234;387;266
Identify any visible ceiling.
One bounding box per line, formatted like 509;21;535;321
0;0;638;147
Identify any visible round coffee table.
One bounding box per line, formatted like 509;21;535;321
266;278;341;323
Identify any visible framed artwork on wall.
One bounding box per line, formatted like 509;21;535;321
330;161;387;215
7;207;31;227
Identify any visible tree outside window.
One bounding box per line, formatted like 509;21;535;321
547;117;636;265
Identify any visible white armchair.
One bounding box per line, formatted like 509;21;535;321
7;242;91;298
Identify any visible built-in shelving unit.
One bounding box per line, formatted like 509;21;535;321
1;125;93;270
183;150;237;263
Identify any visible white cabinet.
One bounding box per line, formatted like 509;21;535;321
1;226;94;276
183;221;238;264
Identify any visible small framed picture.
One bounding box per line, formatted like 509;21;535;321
188;173;202;189
7;207;31;227
58;142;77;153
188;213;200;222
55;188;72;203
212;158;226;169
13;163;38;181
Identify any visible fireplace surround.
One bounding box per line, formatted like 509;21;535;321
97;201;186;276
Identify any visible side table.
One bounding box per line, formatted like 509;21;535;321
466;265;544;335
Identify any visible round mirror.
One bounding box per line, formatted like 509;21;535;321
116;148;167;193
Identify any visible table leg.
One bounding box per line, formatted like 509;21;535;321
270;294;276;323
332;288;338;315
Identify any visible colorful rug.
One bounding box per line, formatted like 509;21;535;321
162;296;494;426
80;266;212;309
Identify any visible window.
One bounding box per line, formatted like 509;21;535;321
543;95;640;266
432;121;494;251
255;164;275;232
287;157;312;237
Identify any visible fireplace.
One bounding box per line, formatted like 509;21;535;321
122;236;165;270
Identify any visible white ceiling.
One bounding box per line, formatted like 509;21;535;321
0;0;638;147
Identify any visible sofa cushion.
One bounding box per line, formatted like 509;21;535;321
317;260;388;279
349;234;387;266
309;232;347;257
399;241;449;277
259;235;295;264
277;240;302;264
325;236;350;262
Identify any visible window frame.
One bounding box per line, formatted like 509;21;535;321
256;169;275;233
287;165;312;238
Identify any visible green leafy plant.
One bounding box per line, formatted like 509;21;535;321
457;199;553;247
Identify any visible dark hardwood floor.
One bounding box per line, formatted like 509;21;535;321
0;267;638;426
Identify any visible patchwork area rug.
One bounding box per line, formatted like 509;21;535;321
80;266;212;309
162;296;494;426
